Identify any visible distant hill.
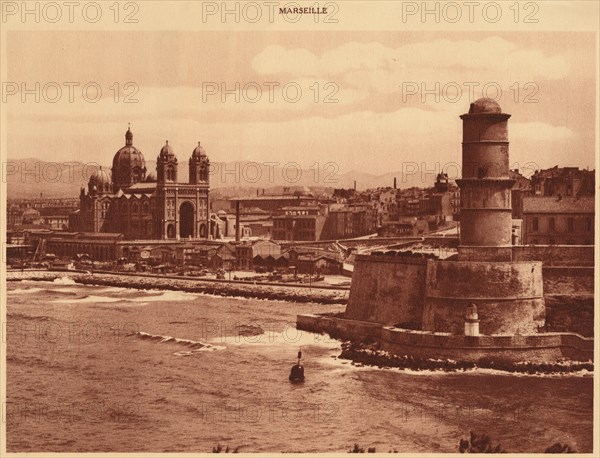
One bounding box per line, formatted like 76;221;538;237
6;158;436;199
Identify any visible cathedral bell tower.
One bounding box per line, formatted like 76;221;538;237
189;141;210;184
157;140;178;183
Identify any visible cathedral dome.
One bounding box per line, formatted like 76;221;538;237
192;141;207;158
89;167;111;186
112;127;146;186
88;167;112;193
469;98;502;114
113;129;146;181
146;170;158;182
113;146;145;165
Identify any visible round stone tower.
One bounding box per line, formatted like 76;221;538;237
457;98;514;260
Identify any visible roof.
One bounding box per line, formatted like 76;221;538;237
113;145;145;165
532;166;594;179
191;141;207;157
240;207;269;214
10;224;53;231
89;167;111;186
280;206;319;211
126;183;157;193
216;243;236;255
522;196;595;214
159;141;174;156
509;170;532;191
297;254;342;263
469;97;502;114
273;214;321;219
229;196;314;201
240;215;272;222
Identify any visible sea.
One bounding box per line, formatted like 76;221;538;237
5;277;594;453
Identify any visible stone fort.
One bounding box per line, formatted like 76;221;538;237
298;98;594;364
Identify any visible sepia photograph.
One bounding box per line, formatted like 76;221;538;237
1;1;598;455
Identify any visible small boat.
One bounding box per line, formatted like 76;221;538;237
289;349;305;383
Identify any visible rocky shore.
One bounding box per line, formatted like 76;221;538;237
6;270;349;305
338;341;593;375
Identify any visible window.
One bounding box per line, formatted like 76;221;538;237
567;217;574;233
549;217;555;232
532;217;539;232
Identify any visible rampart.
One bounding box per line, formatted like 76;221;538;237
423;260;545;335
345;254;427;327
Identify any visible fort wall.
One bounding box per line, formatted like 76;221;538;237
345;253;593;338
457;244;594;265
345;254;427;327
542;266;594;337
513;245;595;266
423;260;545;335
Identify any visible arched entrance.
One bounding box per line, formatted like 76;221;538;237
166;224;176;239
179;202;195;239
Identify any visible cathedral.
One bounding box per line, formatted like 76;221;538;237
70;127;211;240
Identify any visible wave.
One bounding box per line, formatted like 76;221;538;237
52;277;77;285
127;331;225;356
211;329;341;350
55;294;124;304
7;287;45;295
51;288;201;305
135;290;198;302
7;312;52;321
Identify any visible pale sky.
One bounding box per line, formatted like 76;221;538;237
6;30;596;176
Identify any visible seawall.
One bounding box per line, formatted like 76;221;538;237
297;313;593;364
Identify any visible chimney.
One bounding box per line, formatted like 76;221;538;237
353;180;356;191
393;177;397;189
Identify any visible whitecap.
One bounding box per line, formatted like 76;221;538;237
7;287;45;295
209;328;341;350
128;331;225;355
52;276;77;285
54;294;123;304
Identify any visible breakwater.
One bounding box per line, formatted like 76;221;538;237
6;270;349;305
339;341;593;375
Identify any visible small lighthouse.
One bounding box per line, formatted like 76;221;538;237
464;303;480;337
